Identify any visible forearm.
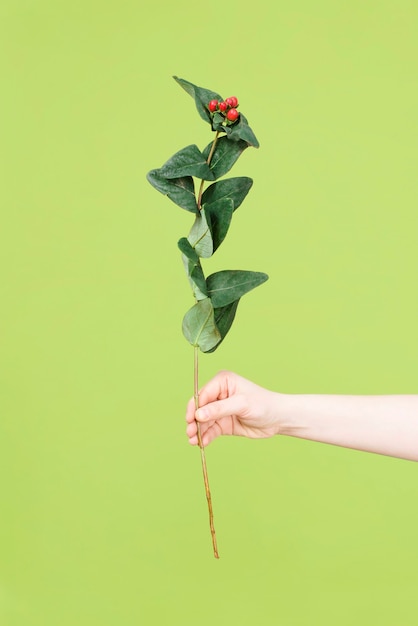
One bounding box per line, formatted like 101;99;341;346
276;393;418;461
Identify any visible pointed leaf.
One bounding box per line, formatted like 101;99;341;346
206;270;269;307
203;136;248;179
204;198;234;252
226;113;260;148
178;238;207;299
187;208;213;258
201;177;253;212
159;145;215;180
173;76;222;126
182;298;221;352
146;169;198;213
204;299;240;353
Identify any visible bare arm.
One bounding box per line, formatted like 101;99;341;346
279;392;418;461
185;371;418;461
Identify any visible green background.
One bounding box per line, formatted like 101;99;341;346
1;1;417;624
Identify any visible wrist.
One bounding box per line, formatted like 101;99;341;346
260;390;298;435
273;392;307;437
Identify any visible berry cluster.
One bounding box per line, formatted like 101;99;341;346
208;96;240;122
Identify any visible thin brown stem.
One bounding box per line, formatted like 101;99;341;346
194;346;219;559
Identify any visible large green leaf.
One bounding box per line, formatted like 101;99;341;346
182;298;221;352
206;270;269;307
146;169;198;213
173;76;222;126
159;145;215;181
187;208;213;258
204;197;234;252
203;136;248;179
226;113;260;148
201;177;253;212
204;299;240;353
178;237;207;299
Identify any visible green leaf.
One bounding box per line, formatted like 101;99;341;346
173;76;222;126
178;237;207;299
204;198;234;252
178;236;200;263
182;298;221;352
212;112;225;129
201;177;253;212
187;208;213;258
146;169;198;213
204;299;240;353
206;270;269;307
226;113;260;148
159;145;215;180
203;136;248;179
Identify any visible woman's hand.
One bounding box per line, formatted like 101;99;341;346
185;370;281;446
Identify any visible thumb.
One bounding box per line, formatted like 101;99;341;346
196;395;246;423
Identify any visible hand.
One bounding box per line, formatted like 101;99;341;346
185;370;281;446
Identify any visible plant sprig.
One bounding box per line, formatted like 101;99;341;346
147;76;269;558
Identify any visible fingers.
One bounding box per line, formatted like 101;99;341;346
196;394;245;423
185;395;245;446
186;416;217;446
197;370;233;408
185;370;233;433
185;397;196;424
200;422;224;446
186;392;245;428
185;371;243;446
186;370;243;423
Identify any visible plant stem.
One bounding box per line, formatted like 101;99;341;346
193;129;221;559
194;346;219;559
197;131;220;210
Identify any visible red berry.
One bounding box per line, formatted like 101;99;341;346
226;108;239;122
218;101;228;112
226;96;238;108
208;99;218;112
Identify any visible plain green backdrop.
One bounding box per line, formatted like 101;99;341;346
1;1;417;624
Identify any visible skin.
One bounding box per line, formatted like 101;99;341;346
186;371;418;462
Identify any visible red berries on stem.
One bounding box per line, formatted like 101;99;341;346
226;108;239;121
225;96;238;108
208;96;240;123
